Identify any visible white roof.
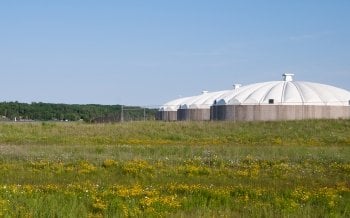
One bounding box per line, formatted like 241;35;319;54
179;90;232;109
159;96;194;111
160;74;350;111
216;74;350;106
160;89;240;111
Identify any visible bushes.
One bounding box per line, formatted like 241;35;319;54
0;101;156;122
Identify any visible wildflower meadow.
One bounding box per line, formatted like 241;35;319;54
0;120;349;217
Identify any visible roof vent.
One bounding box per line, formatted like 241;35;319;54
233;84;242;90
202;90;209;94
283;73;294;82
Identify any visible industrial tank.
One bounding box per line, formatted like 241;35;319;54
156;96;193;121
177;90;233;121
211;74;350;121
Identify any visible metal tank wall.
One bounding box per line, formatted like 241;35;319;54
211;105;350;121
155;111;178;121
177;109;211;121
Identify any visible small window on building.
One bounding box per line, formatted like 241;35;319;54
269;99;274;104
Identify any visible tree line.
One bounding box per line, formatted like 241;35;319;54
0;102;157;122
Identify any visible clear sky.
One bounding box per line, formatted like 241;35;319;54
1;0;349;106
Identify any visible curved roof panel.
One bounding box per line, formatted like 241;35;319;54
159;96;194;111
216;74;350;106
159;89;239;111
180;90;232;109
160;74;350;111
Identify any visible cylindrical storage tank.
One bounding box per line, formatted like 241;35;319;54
157;96;194;121
212;105;350;121
177;108;211;121
155;110;178;121
212;74;350;121
177;90;233;121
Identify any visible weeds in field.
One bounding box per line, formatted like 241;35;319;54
0;120;349;216
0;181;348;217
0;120;349;146
0;155;349;217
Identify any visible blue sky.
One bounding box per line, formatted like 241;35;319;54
0;1;349;106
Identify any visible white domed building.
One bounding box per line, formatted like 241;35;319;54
212;74;350;121
156;96;194;121
157;74;350;121
157;86;241;121
177;90;234;121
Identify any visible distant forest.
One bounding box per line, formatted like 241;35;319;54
0;102;157;122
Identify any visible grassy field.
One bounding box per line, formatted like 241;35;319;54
0;120;349;217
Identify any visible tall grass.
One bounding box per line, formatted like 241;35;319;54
0;120;349;217
0;119;350;146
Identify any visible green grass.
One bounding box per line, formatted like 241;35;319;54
0;119;350;146
0;120;349;217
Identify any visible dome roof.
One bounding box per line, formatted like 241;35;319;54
216;74;350;106
159;96;194;111
179;90;232;109
160;88;240;111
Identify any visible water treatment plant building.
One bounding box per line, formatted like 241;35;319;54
157;74;350;121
